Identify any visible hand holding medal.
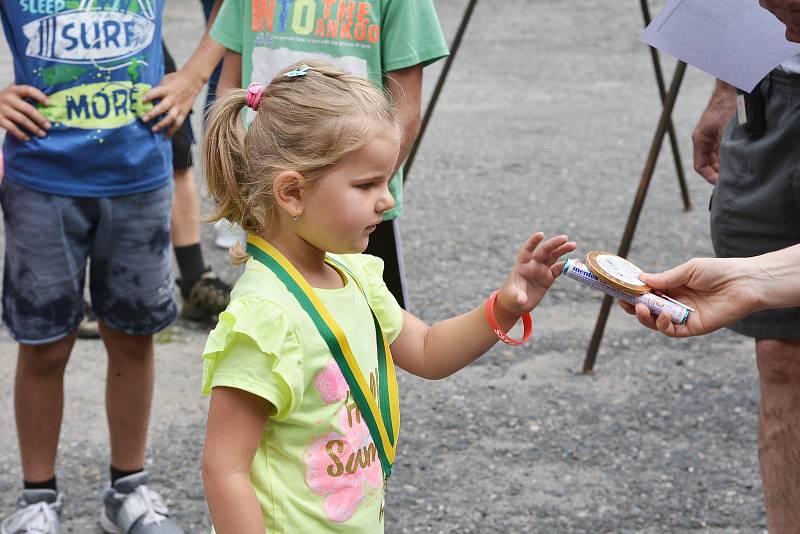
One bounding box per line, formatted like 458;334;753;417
562;251;694;325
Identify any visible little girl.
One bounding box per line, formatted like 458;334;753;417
200;61;576;533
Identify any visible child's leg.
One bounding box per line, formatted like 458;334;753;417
88;183;176;471
0;179;92;485
99;323;154;471
15;334;77;483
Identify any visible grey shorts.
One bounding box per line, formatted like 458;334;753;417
0;180;177;344
711;70;800;340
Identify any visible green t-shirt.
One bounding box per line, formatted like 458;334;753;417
202;253;404;533
210;0;449;220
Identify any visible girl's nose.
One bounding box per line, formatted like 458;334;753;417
377;185;395;212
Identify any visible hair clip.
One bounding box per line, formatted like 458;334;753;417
285;64;311;78
246;82;264;111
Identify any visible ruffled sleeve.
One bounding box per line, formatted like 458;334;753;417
201;296;304;421
357;255;404;344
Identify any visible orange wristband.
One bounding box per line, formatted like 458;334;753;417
485;290;533;346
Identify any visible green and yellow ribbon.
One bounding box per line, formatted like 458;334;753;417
246;235;400;479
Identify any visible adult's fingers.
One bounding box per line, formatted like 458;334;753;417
165;112;187;137
618;300;636;315
639;261;695;291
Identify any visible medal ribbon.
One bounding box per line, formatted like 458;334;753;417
245;235;400;479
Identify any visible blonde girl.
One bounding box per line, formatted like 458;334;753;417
200;61;576;533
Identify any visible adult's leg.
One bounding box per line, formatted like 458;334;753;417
99;322;154;471
172;166;201;247
15;334;77;482
756;339;800;533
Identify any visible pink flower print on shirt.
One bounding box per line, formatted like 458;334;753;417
314;360;349;404
305;407;382;522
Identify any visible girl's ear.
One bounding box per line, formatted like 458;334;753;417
273;171;307;219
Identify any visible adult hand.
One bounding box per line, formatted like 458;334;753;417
760;0;800;42
0;84;51;141
141;68;204;136
692;83;736;185
619;257;759;338
497;233;577;316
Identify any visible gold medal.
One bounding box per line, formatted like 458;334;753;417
585;251;651;295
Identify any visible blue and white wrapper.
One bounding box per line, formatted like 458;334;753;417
563;259;690;325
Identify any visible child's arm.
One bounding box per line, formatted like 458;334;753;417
386;66;422;175
390;233;575;379
203;386;270;534
217;50;243;94
142;0;226;135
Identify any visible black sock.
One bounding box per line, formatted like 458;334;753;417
174;243;205;298
24;476;57;491
110;466;144;485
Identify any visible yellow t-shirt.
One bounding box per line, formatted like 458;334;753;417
202;253;403;533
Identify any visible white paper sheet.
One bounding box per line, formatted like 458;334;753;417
642;0;800;91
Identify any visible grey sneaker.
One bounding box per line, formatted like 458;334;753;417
1;489;63;534
98;472;182;534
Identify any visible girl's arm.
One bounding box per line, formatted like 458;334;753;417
390;233;576;380
217;49;243;94
203;386;270;534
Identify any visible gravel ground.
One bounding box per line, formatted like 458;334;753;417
0;1;768;532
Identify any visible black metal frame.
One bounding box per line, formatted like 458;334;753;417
398;0;691;373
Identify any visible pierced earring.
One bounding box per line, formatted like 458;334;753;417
292;214;301;222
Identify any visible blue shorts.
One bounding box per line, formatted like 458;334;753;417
0;180;177;344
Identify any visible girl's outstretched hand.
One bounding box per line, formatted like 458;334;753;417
497;233;576;316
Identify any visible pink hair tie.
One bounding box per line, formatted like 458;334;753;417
246;82;264;111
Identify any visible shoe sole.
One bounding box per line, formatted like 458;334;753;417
98;507;124;534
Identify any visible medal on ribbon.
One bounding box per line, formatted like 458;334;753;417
246;235;400;480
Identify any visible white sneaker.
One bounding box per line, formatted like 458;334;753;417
1;489;63;534
213;219;244;250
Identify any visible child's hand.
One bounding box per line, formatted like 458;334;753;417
497;233;576;316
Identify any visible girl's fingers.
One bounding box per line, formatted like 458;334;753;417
547;241;576;265
520;232;545;254
550;261;566;278
530;235;568;262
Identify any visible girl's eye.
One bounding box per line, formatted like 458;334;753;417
357;182;375;190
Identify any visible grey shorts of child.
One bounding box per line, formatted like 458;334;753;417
0;179;177;345
711;69;800;340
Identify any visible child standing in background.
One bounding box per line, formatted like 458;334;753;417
209;0;450;309
200;62;575;533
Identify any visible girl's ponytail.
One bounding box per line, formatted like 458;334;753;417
201;89;248;228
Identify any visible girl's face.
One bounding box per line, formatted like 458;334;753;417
300;125;400;254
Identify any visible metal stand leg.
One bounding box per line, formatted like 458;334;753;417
640;0;692;211
582;61;687;373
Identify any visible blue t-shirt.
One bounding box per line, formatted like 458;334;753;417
0;0;171;197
